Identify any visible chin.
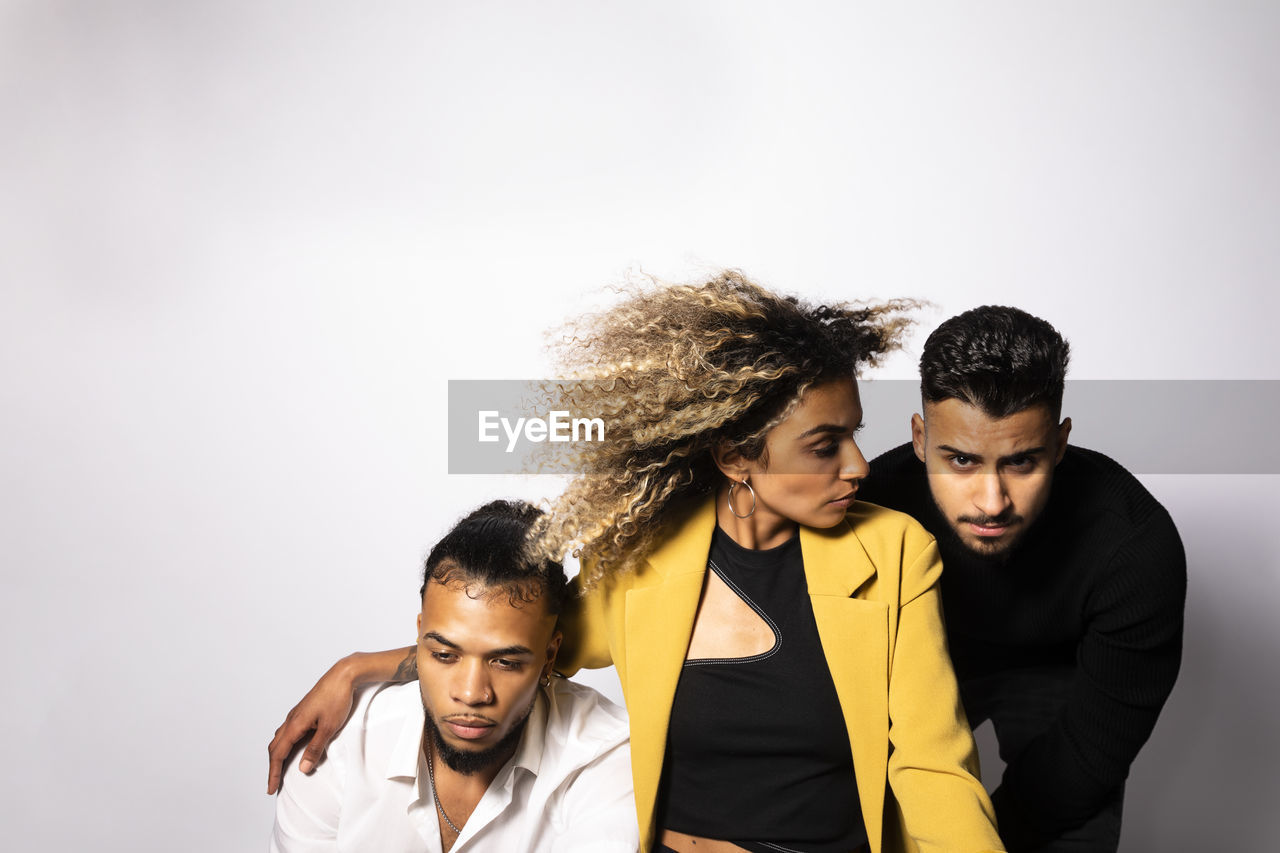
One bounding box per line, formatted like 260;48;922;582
961;534;1019;561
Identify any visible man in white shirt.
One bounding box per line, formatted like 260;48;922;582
271;500;638;853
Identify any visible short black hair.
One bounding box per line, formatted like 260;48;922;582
420;500;570;617
920;306;1070;420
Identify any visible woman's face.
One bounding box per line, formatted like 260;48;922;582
729;378;871;537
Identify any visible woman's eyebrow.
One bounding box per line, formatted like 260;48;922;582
796;423;857;439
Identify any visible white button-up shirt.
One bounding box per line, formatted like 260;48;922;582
271;679;638;852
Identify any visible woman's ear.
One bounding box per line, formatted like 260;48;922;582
711;441;751;482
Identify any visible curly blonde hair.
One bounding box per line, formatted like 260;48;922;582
534;269;917;588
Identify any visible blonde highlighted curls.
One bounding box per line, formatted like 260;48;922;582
532;269;918;589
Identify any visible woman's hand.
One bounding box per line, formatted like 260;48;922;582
266;647;416;794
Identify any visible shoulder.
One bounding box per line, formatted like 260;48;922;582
867;441;922;479
277;681;421;801
1040;454;1186;652
591;495;717;594
861;442;933;519
1058;446;1156;510
544;678;630;748
353;680;422;725
801;500;941;600
863;442;926;493
329;682;424;758
1056;446;1183;552
538;679;632;784
1049;448;1186;621
845;499;938;559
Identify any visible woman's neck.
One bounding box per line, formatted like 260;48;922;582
714;482;798;550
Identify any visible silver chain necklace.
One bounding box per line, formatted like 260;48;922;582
425;740;463;835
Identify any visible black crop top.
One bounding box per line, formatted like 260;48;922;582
657;526;867;853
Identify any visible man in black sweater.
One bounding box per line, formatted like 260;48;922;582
858;307;1186;853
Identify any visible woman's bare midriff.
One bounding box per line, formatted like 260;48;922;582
659;828;750;853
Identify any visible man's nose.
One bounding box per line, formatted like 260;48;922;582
972;471;1011;518
452;660;494;706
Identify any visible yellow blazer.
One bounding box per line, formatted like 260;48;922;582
559;497;1003;853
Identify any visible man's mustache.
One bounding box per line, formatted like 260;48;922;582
957;511;1023;527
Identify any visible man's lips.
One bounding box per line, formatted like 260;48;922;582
442;717;496;740
959;514;1021;538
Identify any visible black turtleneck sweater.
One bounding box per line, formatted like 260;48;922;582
860;443;1186;850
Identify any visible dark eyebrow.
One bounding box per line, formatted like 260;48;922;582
422;632;534;658
424;631;460;649
487;645;535;657
796;422;860;440
936;444;1048;462
1000;447;1047;462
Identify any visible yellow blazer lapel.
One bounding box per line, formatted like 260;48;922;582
801;520;891;850
623;498;716;847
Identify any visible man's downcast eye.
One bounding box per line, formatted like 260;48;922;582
493;659;524;671
431;651;457;663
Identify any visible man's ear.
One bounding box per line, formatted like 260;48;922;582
911;413;927;462
543;629;563;677
711;440;750;482
1054;416;1072;465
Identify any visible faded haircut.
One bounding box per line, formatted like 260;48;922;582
919;305;1070;420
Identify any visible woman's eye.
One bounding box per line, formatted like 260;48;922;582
813;443;839;458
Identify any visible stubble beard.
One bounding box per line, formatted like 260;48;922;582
933;502;1024;566
424;691;540;776
958;531;1018;564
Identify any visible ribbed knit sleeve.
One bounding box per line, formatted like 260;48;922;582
992;497;1186;849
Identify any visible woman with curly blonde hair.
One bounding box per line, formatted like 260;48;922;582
532;270;911;586
267;271;1005;853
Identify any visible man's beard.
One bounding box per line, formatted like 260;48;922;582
936;505;1025;565
424;693;539;776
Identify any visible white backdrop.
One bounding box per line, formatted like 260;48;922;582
2;3;1276;851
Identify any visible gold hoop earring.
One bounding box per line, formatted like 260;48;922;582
727;479;756;519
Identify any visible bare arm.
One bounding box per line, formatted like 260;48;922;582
266;646;414;795
553;564;615;676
